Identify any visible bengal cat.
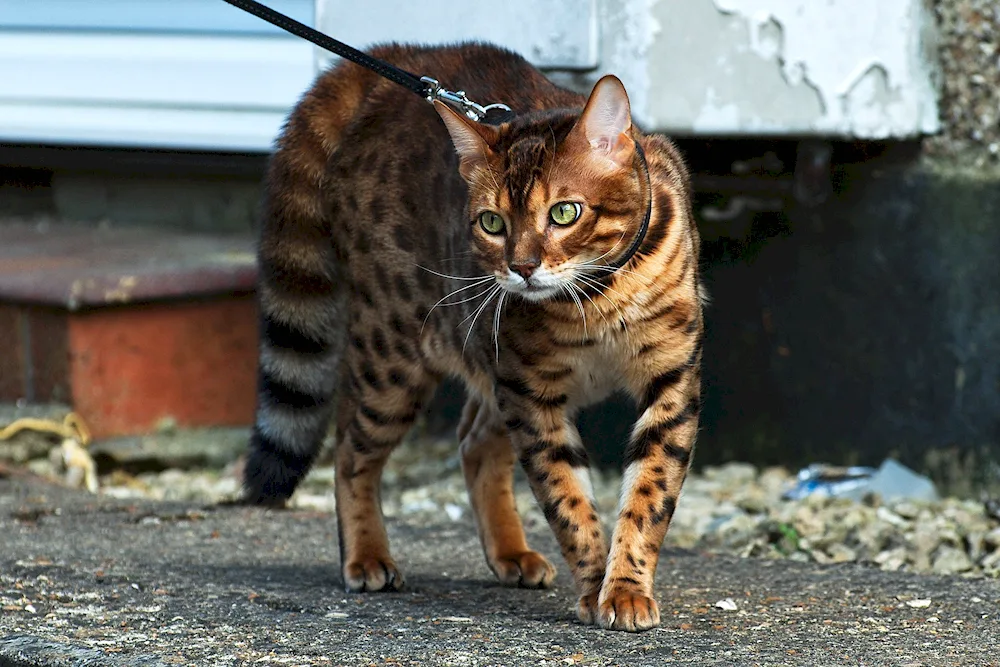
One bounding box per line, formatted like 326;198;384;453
244;43;702;632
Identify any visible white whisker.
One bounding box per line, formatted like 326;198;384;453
576;274;630;336
458;284;500;327
569;279;609;326
562;283;587;336
462;285;502;353
587;229;630;264
422;277;494;332
572;272;631;302
416;265;492;281
492;291;507;363
437;285;498;307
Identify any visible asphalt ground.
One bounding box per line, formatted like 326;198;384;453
1;474;998;666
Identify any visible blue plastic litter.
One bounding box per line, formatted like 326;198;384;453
783;464;876;501
783;459;939;503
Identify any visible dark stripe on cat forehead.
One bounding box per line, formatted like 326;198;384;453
493;110;579;210
505;136;547;210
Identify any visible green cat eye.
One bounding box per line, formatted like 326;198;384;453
549;201;582;226
478;211;505;234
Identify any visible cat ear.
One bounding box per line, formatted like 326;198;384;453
572;75;634;167
434;101;498;180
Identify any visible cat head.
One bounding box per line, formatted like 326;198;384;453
436;75;645;302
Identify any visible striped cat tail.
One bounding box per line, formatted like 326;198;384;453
243;103;347;505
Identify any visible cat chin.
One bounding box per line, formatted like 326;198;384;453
502;284;562;303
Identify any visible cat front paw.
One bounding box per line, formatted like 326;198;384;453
489;550;556;589
343;557;404;592
596;589;660;632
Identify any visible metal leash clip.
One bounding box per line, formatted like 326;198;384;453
421;76;512;122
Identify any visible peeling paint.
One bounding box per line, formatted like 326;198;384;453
554;0;938;138
706;0;939;136
313;0;938;139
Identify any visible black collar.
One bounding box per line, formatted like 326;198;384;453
606;140;652;272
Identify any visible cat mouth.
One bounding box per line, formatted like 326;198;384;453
496;266;567;302
496;278;561;302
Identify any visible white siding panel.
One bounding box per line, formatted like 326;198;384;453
0;0;313;34
0;33;314;108
0;103;287;151
0;32;315;150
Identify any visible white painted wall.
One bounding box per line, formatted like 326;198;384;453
643;0;942;137
317;0;599;70
0;0;939;151
0;0;315;151
322;0;940;139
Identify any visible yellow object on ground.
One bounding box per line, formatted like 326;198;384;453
0;412;98;493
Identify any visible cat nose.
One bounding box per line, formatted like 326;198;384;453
509;260;539;280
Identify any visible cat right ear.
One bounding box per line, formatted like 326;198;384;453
434;101;498;180
570;74;634;169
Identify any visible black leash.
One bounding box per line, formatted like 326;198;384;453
219;0;511;122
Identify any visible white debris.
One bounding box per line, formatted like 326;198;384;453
715;598;738;611
905;599;932;608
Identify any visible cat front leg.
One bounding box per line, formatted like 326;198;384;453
497;383;609;622
458;395;556;588
598;339;702;631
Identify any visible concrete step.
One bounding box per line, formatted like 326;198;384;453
0;222;259;439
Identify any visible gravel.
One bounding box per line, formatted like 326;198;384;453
924;0;1000;168
12;433;998;581
4;474;999;665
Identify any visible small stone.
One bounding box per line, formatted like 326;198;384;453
758;466;793;497
875;547;908;572
825;544;858;564
967;531;987;563
905;599;932;609
444;503;463;521
808;549;830;565
932;546;973;575
980;550;1000;576
912;526;943;562
891;501;921;520
876;507;909;528
715;598;738;611
734;489;770;514
791;507;825;539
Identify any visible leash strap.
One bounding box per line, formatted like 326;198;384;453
219;0;512;122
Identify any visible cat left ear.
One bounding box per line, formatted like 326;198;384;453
572;74;634;168
434;101;498;180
